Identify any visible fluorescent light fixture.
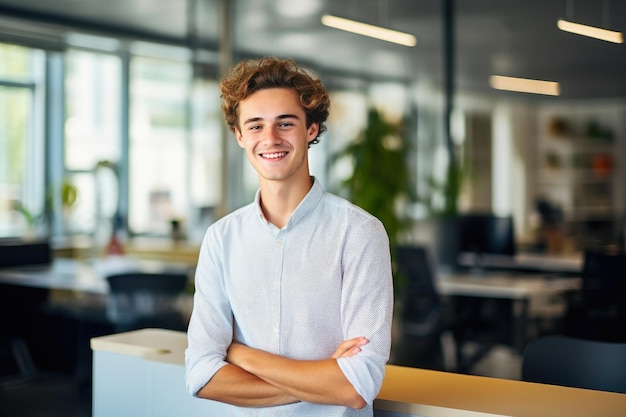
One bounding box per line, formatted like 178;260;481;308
489;75;560;96
321;14;416;47
557;19;624;44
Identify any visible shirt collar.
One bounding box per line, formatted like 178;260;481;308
253;176;324;228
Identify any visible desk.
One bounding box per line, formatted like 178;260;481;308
0;256;194;325
0;257;194;378
436;271;581;362
437;271;581;300
457;252;583;275
0;256;193;294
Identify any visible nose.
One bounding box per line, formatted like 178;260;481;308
262;126;283;144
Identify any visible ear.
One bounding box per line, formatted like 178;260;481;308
235;128;245;149
307;123;319;142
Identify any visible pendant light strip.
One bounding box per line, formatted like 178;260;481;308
557;19;624;44
321;14;416;47
490;75;560;96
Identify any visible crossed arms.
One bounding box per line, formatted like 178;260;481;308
195;336;369;409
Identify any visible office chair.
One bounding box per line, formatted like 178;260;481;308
392;245;467;371
522;335;626;394
105;271;190;333
564;249;626;342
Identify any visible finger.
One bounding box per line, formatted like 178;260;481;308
332;338;362;357
341;345;362;358
332;336;368;358
338;337;369;358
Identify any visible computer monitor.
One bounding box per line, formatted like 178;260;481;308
458;213;516;269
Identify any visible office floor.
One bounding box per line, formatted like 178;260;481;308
0;341;522;417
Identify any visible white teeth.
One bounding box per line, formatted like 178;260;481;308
262;152;287;159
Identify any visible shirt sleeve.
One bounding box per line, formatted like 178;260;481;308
184;227;232;396
336;216;394;405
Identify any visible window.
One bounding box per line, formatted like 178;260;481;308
0;43;45;238
61;46;223;243
188;78;223;241
129;56;191;236
64;49;122;240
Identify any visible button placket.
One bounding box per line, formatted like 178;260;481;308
271;232;286;351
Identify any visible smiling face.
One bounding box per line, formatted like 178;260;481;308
235;87;319;187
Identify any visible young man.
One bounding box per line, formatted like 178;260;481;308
185;57;393;416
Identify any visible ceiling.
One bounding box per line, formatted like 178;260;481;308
0;0;625;100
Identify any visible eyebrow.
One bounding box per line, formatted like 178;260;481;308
242;113;301;126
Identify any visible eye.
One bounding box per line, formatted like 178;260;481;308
278;122;294;128
248;125;261;131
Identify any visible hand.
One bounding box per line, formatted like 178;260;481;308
331;336;368;359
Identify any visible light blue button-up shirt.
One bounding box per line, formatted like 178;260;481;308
185;178;393;416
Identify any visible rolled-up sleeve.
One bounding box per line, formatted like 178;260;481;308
337;217;393;404
184;228;232;396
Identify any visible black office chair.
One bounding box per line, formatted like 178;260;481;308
392;245;467;371
522;335;626;394
105;271;190;333
564;249;626;342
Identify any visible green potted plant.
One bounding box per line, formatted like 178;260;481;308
330;107;414;289
12;200;36;239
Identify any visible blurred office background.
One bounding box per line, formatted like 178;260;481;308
1;0;625;251
1;0;626;415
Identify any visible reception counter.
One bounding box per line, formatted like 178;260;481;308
91;329;626;417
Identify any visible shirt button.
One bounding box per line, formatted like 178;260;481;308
274;281;280;288
272;325;279;333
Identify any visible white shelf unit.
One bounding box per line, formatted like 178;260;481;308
536;103;625;248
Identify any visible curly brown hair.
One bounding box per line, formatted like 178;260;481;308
220;57;330;146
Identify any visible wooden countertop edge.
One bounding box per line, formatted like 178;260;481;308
379;365;626;417
91;329;626;417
